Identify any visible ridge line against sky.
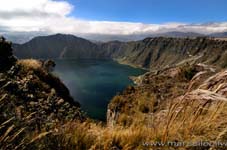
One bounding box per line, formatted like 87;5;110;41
0;0;227;43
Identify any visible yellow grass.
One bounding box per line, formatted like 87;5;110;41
17;59;42;70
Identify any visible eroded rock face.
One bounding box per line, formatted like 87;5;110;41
0;37;17;71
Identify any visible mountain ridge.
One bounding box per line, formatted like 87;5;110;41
6;31;227;44
13;34;227;70
13;33;102;59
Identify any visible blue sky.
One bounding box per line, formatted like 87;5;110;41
0;0;227;41
68;0;227;23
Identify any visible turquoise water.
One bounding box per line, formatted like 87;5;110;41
54;59;146;121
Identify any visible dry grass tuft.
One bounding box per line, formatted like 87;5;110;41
17;59;42;71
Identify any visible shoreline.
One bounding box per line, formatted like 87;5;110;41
113;58;150;71
112;58;150;86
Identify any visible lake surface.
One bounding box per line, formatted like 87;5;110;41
54;59;146;121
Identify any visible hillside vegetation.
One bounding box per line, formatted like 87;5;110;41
2;36;227;149
0;38;84;149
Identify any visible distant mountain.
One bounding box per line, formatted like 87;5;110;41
13;34;103;59
83;32;206;42
8;31;227;44
3;31;48;44
152;31;206;38
209;32;227;37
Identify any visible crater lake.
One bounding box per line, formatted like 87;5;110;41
54;59;146;121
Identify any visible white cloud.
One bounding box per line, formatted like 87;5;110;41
0;0;227;37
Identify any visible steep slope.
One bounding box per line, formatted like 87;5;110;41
106;62;227;149
100;37;227;69
13;34;102;59
107;63;218;126
0;38;84;149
